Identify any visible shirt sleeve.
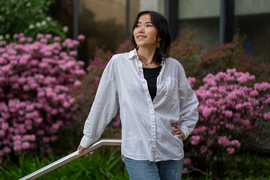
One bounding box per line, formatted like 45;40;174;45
178;70;199;140
80;59;119;148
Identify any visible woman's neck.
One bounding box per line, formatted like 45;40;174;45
137;47;156;64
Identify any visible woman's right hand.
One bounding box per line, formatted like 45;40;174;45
77;145;94;156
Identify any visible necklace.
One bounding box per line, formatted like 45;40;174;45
140;59;154;68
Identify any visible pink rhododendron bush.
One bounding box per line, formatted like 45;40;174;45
0;33;86;159
183;69;270;178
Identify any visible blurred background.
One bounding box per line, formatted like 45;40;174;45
1;0;269;65
1;0;270;179
51;0;270;65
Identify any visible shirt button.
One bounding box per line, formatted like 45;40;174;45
157;85;160;88
153;136;156;139
151;109;154;112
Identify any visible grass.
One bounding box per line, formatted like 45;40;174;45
0;148;129;180
1;147;270;180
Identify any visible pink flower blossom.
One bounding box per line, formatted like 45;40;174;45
184;158;191;164
264;112;270;120
207;139;214;147
67;43;74;49
40;38;48;44
1;122;9;131
227;68;236;74
78;34;85;40
51;108;58;115
37;33;44;39
265;97;270;104
26;104;34;111
1;112;10;119
250;90;258;96
0;151;4;157
182;168;188;174
63;101;70;108
227;147;235;154
200;146;207;153
54;36;61;41
37;130;45;136
3;147;11;153
34;118;43;124
52;123;60;130
235;104;243;110
187;77;196;87
198;126;207;132
42;137;50;143
25;119;32;126
45;34;52;39
74;79;82;86
22;142;30;149
51;136;58;141
69;50;77;56
23;85;30;91
113;117;121;127
0;130;5;137
13;34;19;39
218;136;230;147
226;123;235;130
19;37;26;43
191;135;200;145
14;140;21;146
202;107;212;117
44;51;52;56
0;41;7;46
27;37;33;43
242;120;250;127
224;110;233;118
231;140;241;148
13;145;22;151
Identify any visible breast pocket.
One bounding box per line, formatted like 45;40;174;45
166;77;179;100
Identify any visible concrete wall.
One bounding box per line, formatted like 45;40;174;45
235;0;270;16
178;0;270;20
139;0;165;15
179;0;220;19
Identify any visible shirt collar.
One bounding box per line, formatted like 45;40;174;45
128;48;138;59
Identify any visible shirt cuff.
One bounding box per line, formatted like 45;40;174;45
80;135;93;148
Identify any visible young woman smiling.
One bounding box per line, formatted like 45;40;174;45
77;11;199;180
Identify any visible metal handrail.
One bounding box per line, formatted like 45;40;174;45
19;139;122;180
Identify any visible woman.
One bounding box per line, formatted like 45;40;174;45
77;11;199;180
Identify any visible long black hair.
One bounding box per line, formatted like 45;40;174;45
131;11;171;65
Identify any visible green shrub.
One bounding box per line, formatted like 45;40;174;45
0;0;66;42
182;154;270;180
199;33;270;83
0;148;128;180
170;29;204;85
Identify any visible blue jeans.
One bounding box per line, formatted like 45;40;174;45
123;156;184;180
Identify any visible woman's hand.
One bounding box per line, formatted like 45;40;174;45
77;145;94;156
171;124;185;139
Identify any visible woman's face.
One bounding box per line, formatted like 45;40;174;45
133;14;161;49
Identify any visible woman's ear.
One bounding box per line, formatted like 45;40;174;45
158;36;162;42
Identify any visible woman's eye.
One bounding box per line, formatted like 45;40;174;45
146;24;152;27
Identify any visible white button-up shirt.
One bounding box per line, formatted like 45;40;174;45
80;49;199;162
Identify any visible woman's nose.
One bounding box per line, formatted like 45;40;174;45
139;26;145;33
